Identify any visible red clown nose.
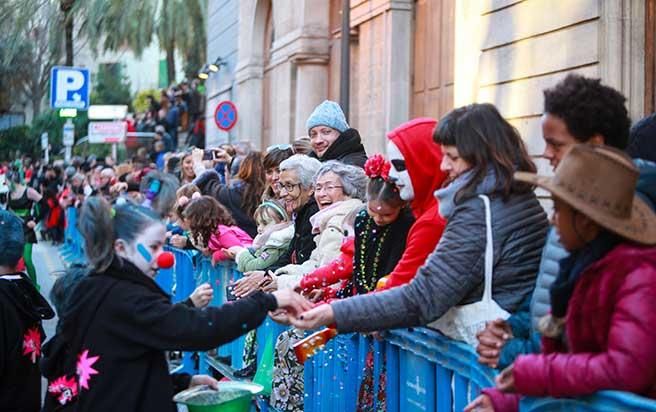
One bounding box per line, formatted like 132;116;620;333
157;252;175;269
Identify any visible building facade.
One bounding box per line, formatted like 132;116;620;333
205;0;653;155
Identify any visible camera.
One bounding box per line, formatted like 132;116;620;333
202;149;215;161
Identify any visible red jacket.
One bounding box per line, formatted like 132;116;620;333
378;118;447;289
299;237;354;292
485;243;656;411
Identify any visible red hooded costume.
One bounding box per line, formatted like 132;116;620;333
378;118;447;289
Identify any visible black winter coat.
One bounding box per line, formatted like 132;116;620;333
0;272;54;412
269;198;320;271
310;128;368;168
194;170;258;237
41;258;278;412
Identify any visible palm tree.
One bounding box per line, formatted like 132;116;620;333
80;0;206;84
60;0;75;65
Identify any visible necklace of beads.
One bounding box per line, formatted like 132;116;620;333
355;215;391;293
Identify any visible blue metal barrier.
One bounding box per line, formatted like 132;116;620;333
59;208;656;411
59;207;85;264
304;328;497;412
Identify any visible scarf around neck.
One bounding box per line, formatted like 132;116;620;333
434;167;498;219
549;230;620;318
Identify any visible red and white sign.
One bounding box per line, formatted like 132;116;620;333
88;121;127;144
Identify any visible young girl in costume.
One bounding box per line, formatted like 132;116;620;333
298;154;414;301
41;197;310;412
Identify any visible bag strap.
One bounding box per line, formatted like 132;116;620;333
478;195;494;302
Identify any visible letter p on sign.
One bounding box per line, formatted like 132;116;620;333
50;66;90;110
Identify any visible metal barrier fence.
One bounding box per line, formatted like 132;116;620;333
59;207;656;411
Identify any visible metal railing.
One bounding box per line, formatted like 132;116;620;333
59;207;656;411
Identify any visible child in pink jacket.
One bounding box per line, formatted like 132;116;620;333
182;195;252;265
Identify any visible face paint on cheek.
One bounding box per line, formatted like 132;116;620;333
136;243;153;263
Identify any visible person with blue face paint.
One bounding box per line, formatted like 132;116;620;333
41;197;312;412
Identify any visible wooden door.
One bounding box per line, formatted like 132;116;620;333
646;0;656;114
411;0;455;120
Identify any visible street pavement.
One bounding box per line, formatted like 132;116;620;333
33;241;65;402
33;241;65;342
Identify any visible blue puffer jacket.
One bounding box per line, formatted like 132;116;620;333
635;159;656;211
498;228;568;368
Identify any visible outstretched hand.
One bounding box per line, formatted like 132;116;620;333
189;374;219;390
190;283;213;308
464;394;494;412
495;364;516;393
271;289;313;319
233;271;268;297
290;303;335;330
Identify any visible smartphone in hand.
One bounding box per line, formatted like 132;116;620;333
202;149;215;161
226;284;238;301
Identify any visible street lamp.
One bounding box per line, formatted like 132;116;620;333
208;57;226;72
198;64;209;80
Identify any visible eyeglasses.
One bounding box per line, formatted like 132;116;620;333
266;144;293;153
275;182;301;193
391;159;407;172
314;184;343;193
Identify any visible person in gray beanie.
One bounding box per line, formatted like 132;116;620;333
0;209;54;412
306;100;368;168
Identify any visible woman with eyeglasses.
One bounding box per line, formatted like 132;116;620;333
232;155;322;296
306;100;368;168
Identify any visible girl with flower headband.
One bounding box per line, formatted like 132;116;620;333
266;155;415;411
298;154;414;301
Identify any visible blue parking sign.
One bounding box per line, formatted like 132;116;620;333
50;66;91;110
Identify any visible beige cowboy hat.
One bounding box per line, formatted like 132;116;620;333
514;144;656;245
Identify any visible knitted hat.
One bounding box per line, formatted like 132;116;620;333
0;209;25;267
306;100;349;133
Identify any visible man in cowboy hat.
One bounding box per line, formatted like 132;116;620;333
468;144;656;412
0;209;55;411
475;73;633;370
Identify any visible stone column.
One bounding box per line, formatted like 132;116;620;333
383;0;414;134
294;59;330;138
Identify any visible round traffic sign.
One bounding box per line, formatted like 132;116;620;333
214;101;238;131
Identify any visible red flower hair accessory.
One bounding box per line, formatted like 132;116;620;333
364;154;391;181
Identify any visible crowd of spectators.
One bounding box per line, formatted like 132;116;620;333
2;74;656;412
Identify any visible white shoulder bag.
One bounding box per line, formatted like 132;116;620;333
428;194;510;346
